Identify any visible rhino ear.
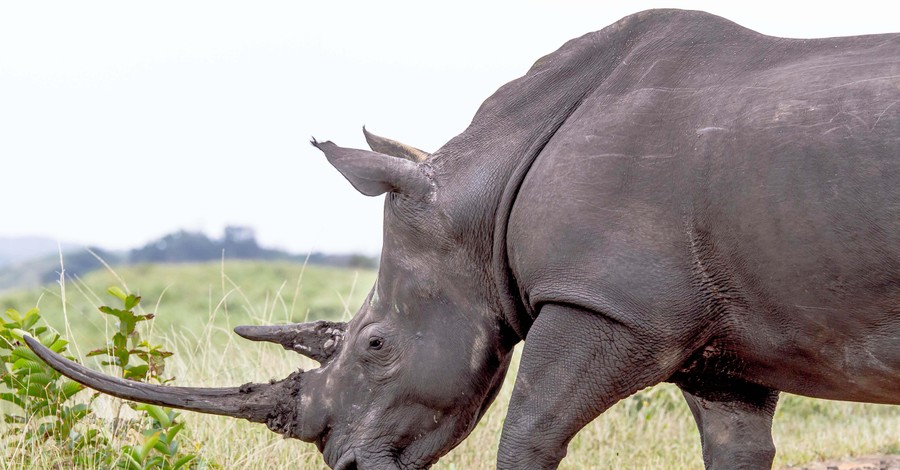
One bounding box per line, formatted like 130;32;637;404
362;126;430;163
311;139;433;198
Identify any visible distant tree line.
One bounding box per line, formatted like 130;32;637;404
130;226;282;263
36;226;377;284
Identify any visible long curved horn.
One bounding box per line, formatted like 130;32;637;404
24;335;297;424
363;126;430;163
234;320;345;363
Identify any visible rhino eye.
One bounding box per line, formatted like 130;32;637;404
368;336;384;350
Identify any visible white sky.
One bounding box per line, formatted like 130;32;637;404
0;1;894;255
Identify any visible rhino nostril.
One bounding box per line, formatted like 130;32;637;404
315;428;331;452
336;460;357;470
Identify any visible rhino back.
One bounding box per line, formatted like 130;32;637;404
506;16;900;402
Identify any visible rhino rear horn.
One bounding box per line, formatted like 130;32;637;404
311;139;433;198
362;126;430;163
234;320;346;363
23;335;297;425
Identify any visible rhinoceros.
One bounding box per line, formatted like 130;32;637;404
26;8;899;470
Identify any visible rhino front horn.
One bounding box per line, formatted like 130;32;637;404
23;335;301;427
234;320;345;363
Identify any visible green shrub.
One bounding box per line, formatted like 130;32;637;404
0;307;89;446
0;288;210;469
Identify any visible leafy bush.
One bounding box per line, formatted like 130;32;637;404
0;307;89;446
0;288;209;469
87;287;173;384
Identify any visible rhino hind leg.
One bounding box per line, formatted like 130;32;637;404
680;386;779;470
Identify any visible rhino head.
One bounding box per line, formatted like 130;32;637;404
26;128;517;469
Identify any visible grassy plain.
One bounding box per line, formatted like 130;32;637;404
1;261;897;469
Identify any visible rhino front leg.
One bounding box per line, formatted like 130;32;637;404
497;303;687;469
680;387;779;470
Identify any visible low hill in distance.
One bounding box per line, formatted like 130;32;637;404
0;236;81;268
0;226;378;293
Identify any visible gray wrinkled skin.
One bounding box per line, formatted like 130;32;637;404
27;9;899;469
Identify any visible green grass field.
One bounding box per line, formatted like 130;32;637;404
1;261;897;469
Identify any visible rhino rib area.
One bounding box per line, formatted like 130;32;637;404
684;221;748;319
671;222;759;400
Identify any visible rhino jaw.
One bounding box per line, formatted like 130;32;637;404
23;335;313;440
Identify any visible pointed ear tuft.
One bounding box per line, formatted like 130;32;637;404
362;126;430;163
312;139;433;198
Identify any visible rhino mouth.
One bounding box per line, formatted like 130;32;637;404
322;433;362;470
331;450;359;470
332;453;405;470
324;439;408;470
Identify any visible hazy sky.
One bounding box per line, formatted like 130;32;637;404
1;1;894;255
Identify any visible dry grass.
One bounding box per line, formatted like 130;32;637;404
1;261;897;469
163;338;898;470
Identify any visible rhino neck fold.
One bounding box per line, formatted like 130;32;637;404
428;14;662;341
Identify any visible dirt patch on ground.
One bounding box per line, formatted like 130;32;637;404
782;455;900;470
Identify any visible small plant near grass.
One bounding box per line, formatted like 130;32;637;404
87;287;199;469
0;307;91;448
119;404;198;470
88;287;173;383
626;384;682;423
0;288;208;469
